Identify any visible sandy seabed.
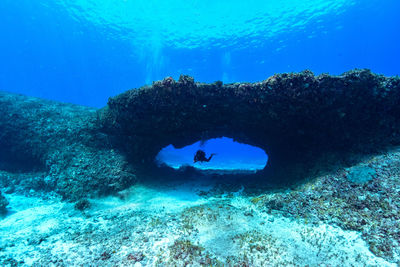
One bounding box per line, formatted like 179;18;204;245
1;157;398;267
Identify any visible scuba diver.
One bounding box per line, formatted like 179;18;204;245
193;149;216;163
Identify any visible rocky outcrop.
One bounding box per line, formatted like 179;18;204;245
0;92;136;200
100;69;400;184
0;69;399;199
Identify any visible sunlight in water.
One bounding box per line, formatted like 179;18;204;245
57;0;355;49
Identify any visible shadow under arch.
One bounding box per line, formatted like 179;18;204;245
99;70;400;188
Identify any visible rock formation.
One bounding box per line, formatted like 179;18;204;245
0;92;136;200
100;69;400;184
1;69;399;200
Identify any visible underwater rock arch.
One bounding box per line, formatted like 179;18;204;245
1;69;400;200
100;69;400;184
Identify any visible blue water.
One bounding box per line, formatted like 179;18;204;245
1;0;399;107
1;0;399;169
1;3;400;263
156;137;268;171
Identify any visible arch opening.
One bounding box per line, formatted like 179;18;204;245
155;137;268;174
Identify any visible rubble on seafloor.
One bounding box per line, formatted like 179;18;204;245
248;148;400;263
0;148;399;265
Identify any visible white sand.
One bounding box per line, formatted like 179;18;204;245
0;180;395;266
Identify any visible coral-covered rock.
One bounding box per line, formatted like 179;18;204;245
0;92;137;201
100;70;400;184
